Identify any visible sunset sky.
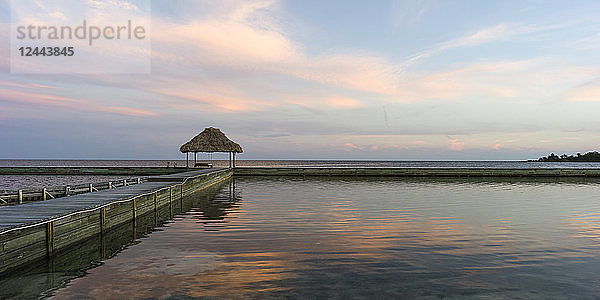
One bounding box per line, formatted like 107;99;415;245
1;0;600;160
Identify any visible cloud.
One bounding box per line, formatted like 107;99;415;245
149;4;584;109
392;59;596;102
448;139;465;151
151;84;275;112
344;143;364;150
391;0;433;29
326;97;364;109
564;81;600;102
402;23;542;68
150;1;401;97
0;87;157;117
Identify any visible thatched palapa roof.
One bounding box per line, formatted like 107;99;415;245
180;127;243;153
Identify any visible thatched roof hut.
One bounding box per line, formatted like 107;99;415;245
180;127;242;168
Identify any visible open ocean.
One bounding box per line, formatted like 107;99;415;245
2;160;600;191
3;159;600;168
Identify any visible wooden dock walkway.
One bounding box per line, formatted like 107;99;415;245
0;182;169;231
0;168;225;231
0;168;232;274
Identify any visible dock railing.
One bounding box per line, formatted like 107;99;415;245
0;177;146;205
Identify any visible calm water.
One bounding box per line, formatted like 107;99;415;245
3;159;600;190
34;176;600;299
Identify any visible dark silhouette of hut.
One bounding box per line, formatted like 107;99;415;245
180;127;243;168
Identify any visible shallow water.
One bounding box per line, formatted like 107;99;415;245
37;177;600;299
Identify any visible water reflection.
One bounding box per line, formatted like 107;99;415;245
6;176;600;298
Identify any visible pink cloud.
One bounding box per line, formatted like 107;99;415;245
564;83;600;102
150;2;401;97
0;81;52;89
152;87;274;112
326;97;364;109
0;88;157;117
448;139;465;151
344;143;364;150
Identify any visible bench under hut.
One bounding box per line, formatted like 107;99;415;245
180;127;243;168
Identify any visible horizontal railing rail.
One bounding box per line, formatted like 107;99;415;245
0;177;146;205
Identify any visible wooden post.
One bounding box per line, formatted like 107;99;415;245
229;152;232;168
132;198;137;220
169;186;173;217
154;192;158;225
89;183;93;193
154;192;158;212
123;179;127;186
186;152;189;168
46;222;54;256
100;207;106;234
18;190;23;204
108;181;113;189
42;188;47;201
194;152;197;167
137;178;141;184
233;152;236;167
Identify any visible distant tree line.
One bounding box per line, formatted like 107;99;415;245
535;151;600;162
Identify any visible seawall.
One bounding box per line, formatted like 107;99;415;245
233;167;600;177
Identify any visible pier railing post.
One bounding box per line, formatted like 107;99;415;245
108;182;112;189
169;186;173;217
42;188;47;201
154;191;158;226
180;184;184;209
89;184;93;193
154;192;158;212
132;198;137;220
100;207;106;235
137;178;141;184
18;190;23;204
46;222;54;257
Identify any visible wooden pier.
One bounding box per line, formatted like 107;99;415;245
0;168;232;274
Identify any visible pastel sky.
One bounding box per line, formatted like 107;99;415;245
1;0;600;160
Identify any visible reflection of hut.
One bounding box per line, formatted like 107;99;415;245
180;127;243;168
